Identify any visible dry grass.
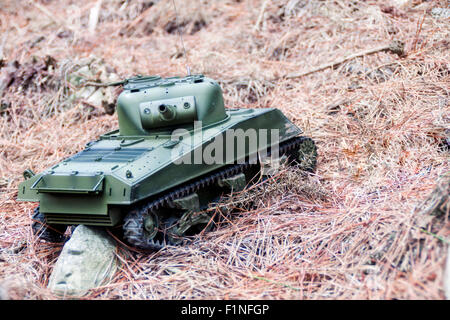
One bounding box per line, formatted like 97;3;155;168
0;0;449;299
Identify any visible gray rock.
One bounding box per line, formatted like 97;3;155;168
48;225;118;297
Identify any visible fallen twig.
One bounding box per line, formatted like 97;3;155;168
80;80;125;87
275;40;405;81
420;229;450;245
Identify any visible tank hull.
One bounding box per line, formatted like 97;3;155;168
17;108;302;226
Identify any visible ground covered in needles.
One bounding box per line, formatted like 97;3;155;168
0;0;448;299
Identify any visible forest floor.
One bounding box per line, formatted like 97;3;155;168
0;0;449;299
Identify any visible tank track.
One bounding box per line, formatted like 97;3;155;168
123;136;317;250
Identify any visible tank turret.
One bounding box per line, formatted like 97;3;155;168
116;75;227;135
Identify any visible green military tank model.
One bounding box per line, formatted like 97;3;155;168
17;74;317;250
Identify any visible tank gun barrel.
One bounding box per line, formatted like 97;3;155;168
158;104;176;121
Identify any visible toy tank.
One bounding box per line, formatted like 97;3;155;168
17;74;317;250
